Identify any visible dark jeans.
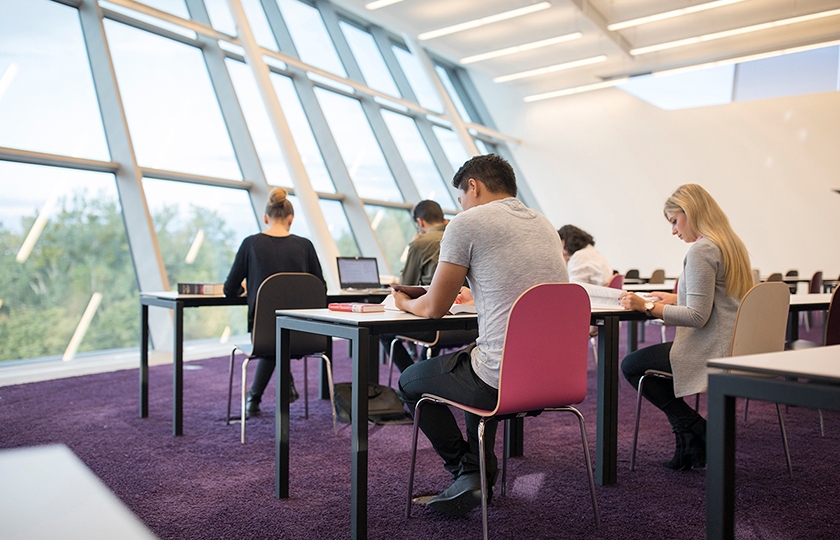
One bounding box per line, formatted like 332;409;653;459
620;342;702;430
249;356;294;400
398;345;499;483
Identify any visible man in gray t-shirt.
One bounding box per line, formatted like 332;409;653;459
396;154;567;517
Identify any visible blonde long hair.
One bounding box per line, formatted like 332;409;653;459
664;184;753;299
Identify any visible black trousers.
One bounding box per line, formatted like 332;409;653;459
620;342;702;430
398;346;499;483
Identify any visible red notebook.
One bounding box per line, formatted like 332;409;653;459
328;303;385;313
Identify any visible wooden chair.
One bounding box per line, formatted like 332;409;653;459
648;269;666;284
630;282;793;476
405;284;599;539
227;273;336;442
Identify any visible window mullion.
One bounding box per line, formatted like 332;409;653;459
77;0;171;349
260;0;390;271
317;1;421;208
184;0;271;229
228;0;342;289
402;34;479;158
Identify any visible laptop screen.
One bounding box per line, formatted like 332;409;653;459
336;257;383;289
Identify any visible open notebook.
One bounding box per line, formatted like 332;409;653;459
382;285;477;315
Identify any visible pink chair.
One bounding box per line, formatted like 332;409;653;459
405;284;599;539
607;274;624;289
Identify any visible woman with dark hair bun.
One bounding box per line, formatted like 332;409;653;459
557;225;613;286
224;187;325;416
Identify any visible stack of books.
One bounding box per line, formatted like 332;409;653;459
177;283;224;295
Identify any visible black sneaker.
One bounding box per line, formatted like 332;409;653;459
426;472;483;517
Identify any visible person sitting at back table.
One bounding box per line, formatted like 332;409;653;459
223;187;326;417
395;154;568;517
384;200;454;373
618;184;753;471
558;224;613;286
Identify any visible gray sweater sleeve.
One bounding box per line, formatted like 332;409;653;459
662;240;720;328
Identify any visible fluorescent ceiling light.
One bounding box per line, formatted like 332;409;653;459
494;55;607;83
608;0;745;31
631;8;840;55
524;78;629;102
653;38;840;77
460;32;582;64
522;37;840;102
365;0;404;10
418;2;552;41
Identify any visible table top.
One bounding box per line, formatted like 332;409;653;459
789;293;832;307
276;308;475;325
708;344;840;384
0;445;157;540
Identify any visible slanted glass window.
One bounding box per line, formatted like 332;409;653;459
474;139;492;155
203;0;237;36
432;126;470;173
270;73;335;193
142;179;257;341
275;0;346;77
225;59;293;187
381;111;455;210
105;21;242;180
391;45;443;113
204;0;278;50
364;205;414;275
284;197;360;257
0;161;136;362
618;66;735;110
339;21;400;97
0;0;109;160
435;65;472;122
314;88;403;202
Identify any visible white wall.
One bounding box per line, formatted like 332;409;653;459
473;72;840;282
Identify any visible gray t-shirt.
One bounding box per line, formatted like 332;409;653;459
439;197;569;388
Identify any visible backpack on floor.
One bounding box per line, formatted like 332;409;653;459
333;382;411;425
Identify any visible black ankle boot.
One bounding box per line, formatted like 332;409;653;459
246;391;261;417
684;417;707;469
662;428;692;471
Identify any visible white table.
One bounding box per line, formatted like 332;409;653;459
0;445;156;540
706;345;840;540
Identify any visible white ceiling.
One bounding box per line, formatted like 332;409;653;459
331;0;840;98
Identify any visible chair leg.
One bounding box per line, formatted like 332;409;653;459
630;374;647;471
321;354;338;436
562;406;600;528
660;324;666;343
501;419;508;498
589;336;598;366
744;398;750;422
819;409;825;437
227;349;236;425
775;403;793;478
241;356;251;444
694;393;700;413
388;338;399;387
478;418;490;540
406;398;428;519
303;356;309;420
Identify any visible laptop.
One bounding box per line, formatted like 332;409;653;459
336;257;390;292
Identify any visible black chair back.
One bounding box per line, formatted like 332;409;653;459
824;287;840;346
624;269;640;280
251;273;328;359
808;271;824;294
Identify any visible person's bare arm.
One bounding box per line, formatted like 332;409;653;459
394;261;467;318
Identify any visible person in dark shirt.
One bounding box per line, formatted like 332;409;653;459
224;187;325;416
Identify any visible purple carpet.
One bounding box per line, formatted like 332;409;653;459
2;322;838;539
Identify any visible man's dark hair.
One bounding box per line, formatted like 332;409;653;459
557;225;595;255
451;154;517;197
412;200;444;223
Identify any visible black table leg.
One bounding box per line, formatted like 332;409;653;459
706;375;736;540
628;320;638;352
596;315;620;485
276;324;291;499
173;301;184;436
351;329;370;540
140;303;149;418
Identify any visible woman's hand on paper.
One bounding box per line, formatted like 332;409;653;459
618;292;645;311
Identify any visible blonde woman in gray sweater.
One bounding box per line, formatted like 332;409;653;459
619;184;753;470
